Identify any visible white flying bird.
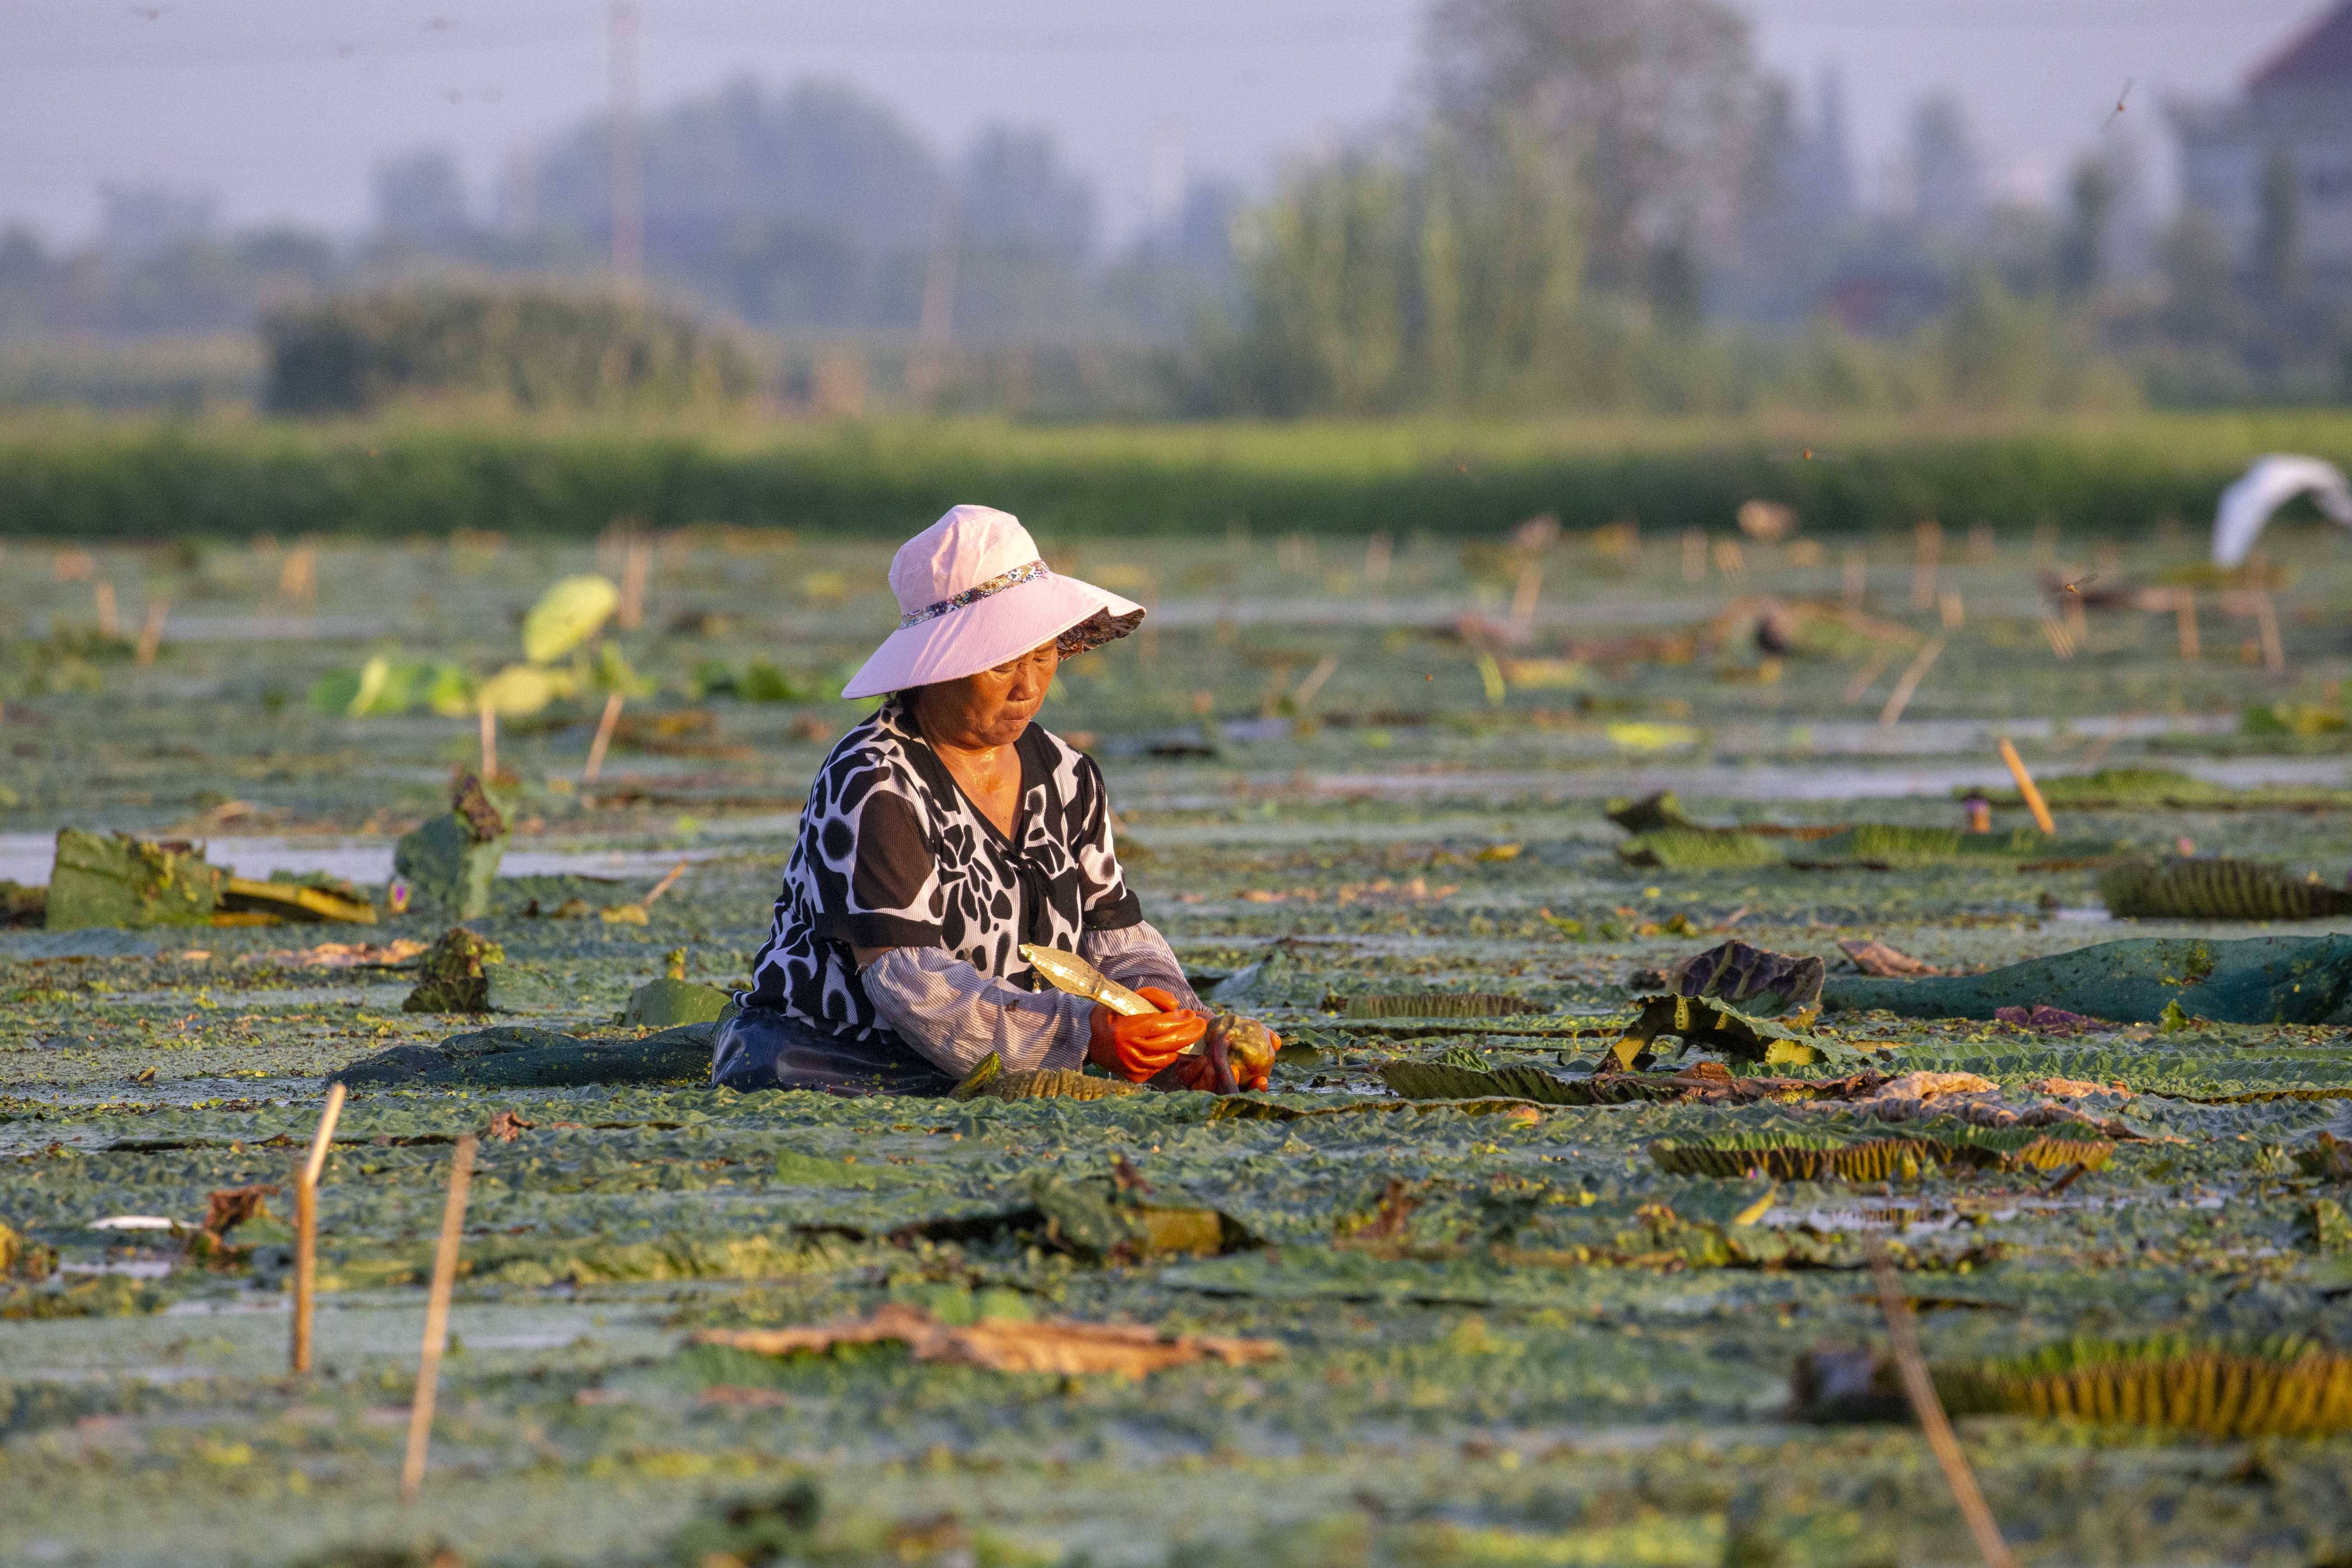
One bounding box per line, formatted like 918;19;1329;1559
2212;453;2352;566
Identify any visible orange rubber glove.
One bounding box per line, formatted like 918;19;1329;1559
1087;985;1206;1082
1152;1016;1280;1094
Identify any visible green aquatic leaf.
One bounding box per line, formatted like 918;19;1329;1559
522;573;620;663
1615;828;1780;871
2101;857;2352;921
1934;1334;2352;1438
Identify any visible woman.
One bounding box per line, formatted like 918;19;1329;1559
716;504;1272;1096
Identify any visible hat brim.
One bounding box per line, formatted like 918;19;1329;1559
840;573;1144;700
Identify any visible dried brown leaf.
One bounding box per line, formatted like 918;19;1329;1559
1837;938;1944;977
692;1303;1279;1378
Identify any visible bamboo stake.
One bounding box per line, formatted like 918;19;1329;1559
400;1135;476;1506
583;691;624;785
618;536;651;630
1510;563;1542;628
290;1081;347;1374
134;598;167;666
1998;738;2056;835
1878;636;1945;727
1912;520;1942;611
93;580;120;639
2254;591;2285;675
1291;653;1340;712
640;856;689;908
1869;1243;2019;1568
2173;588;2200;661
1938;590;1965;630
1842;644;1899;705
478;701;498;783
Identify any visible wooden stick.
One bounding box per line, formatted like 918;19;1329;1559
1869;1242;2019;1568
1843;644;1899;705
1878;636;1945;726
2173;588;2199;661
290;1081;347;1374
134;598;167;666
400;1135;476;1505
93;580;120;639
583;690;624;785
304;1080;347;1190
640;856;690;908
1938;590;1964;630
478;700;497;783
1510;563;1542;627
1912;519;1941;611
1291;653;1339;712
1998;738;2056;835
2254;591;2285;675
618;536;650;630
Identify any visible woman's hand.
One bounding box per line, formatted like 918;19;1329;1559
1088;986;1205;1081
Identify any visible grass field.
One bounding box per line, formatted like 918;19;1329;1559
9;405;2352;542
8;516;2352;1565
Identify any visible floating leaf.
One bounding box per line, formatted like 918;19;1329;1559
1616;828;1779;871
1605;791;1698;834
1336;991;1536;1018
1649;1123;2114;1181
1935;1335;2352;1438
2100;857;2352;921
1664;940;1823;1019
522;574;620;663
476;662;558;718
1822;933;2352;1026
691;1302;1279;1377
952;1052;1142;1102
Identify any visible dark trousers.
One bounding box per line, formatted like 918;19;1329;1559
709;1005;960;1097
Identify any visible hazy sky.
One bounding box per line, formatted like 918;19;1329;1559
0;0;2335;245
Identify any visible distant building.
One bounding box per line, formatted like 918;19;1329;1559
2173;1;2352;287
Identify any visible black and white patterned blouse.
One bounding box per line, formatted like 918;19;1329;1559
743;696;1144;1043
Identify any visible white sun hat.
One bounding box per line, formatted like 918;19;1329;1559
840;504;1144;700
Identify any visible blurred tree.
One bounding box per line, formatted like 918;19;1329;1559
958;126;1096;266
98;185;215;262
954;125;1102;337
372;149;473;250
2256;147;2300;302
2057;156;2119;297
1909;94;1984;239
1424;0;1760;293
2158;212;2235;341
529;76;943;327
1646;238;1703;331
1229;153;1415;413
1103;179;1243;339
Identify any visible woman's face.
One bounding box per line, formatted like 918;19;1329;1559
914;640;1059;749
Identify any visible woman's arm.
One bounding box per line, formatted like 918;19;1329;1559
1079;920;1200;1012
853;945;1093;1079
